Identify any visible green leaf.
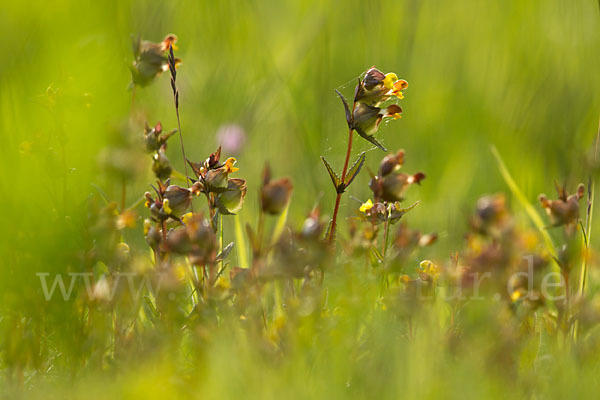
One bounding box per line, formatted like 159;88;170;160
234;215;249;269
344;151;366;187
271;200;290;245
354;125;387;152
335;89;353;128
321;156;342;190
490;146;558;267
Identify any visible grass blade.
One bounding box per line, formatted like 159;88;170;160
490;146;557;261
234;214;249;269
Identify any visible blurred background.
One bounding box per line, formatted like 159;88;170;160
0;0;599;395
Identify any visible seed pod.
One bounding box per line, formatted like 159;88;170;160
163;185;193;217
204;167;228;192
216;178;247;214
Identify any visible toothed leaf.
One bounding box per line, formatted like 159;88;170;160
344;151;366;187
335;89;353;128
321;156;342;190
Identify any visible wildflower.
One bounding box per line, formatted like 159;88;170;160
166;214;217;265
216;178;247;214
152;148;172;181
379;150;405;177
144;179;200;222
260;164;293;215
369;172;425;203
144;219;162;249
539;183;584;227
143;121;176;153
418;260;440;282
470;194;511;235
359;199;374;213
130;34;181;88
116;209;137;230
188;147;243;194
353;103;403;136
223;157;239;174
354;67;408;106
216;123;246;154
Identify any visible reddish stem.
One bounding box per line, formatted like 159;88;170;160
328;128;354;243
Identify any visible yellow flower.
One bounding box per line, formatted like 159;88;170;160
383;73;408;100
162;198;172;215
224;157;239;173
419;260;440;279
511;289;523;302
383;73;398;90
359;199;374;213
181;212;195;226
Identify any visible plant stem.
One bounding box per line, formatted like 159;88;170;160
328;128;354;243
121;178;127;212
382;216;390;257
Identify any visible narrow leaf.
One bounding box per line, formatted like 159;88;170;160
216;242;235;261
344;151;366;187
491;146;557;265
321;156;342;189
354;125;387;152
234;214;249;269
335;89;353;128
271;200;290;245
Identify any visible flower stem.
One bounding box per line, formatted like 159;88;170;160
382;216;390;257
328;128;354;243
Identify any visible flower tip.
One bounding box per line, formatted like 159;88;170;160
383;73;398;89
359;199;374;213
224;157;239;173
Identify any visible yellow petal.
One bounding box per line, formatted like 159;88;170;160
359;199;374;213
162;199;172;214
224;157;239;173
383;73;398;90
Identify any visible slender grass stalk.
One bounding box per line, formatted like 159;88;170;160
234;214;249;269
271;201;290;245
572;120;599;341
167;46;193;212
491;146;558;264
121;178;126;212
327;127;354;243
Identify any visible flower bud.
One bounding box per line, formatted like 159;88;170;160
152;149;172;180
261;177;293;215
379;150;405;177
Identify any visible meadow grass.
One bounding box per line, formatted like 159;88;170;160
1;1;600;398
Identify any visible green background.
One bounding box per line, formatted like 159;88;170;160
1;0;599;397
